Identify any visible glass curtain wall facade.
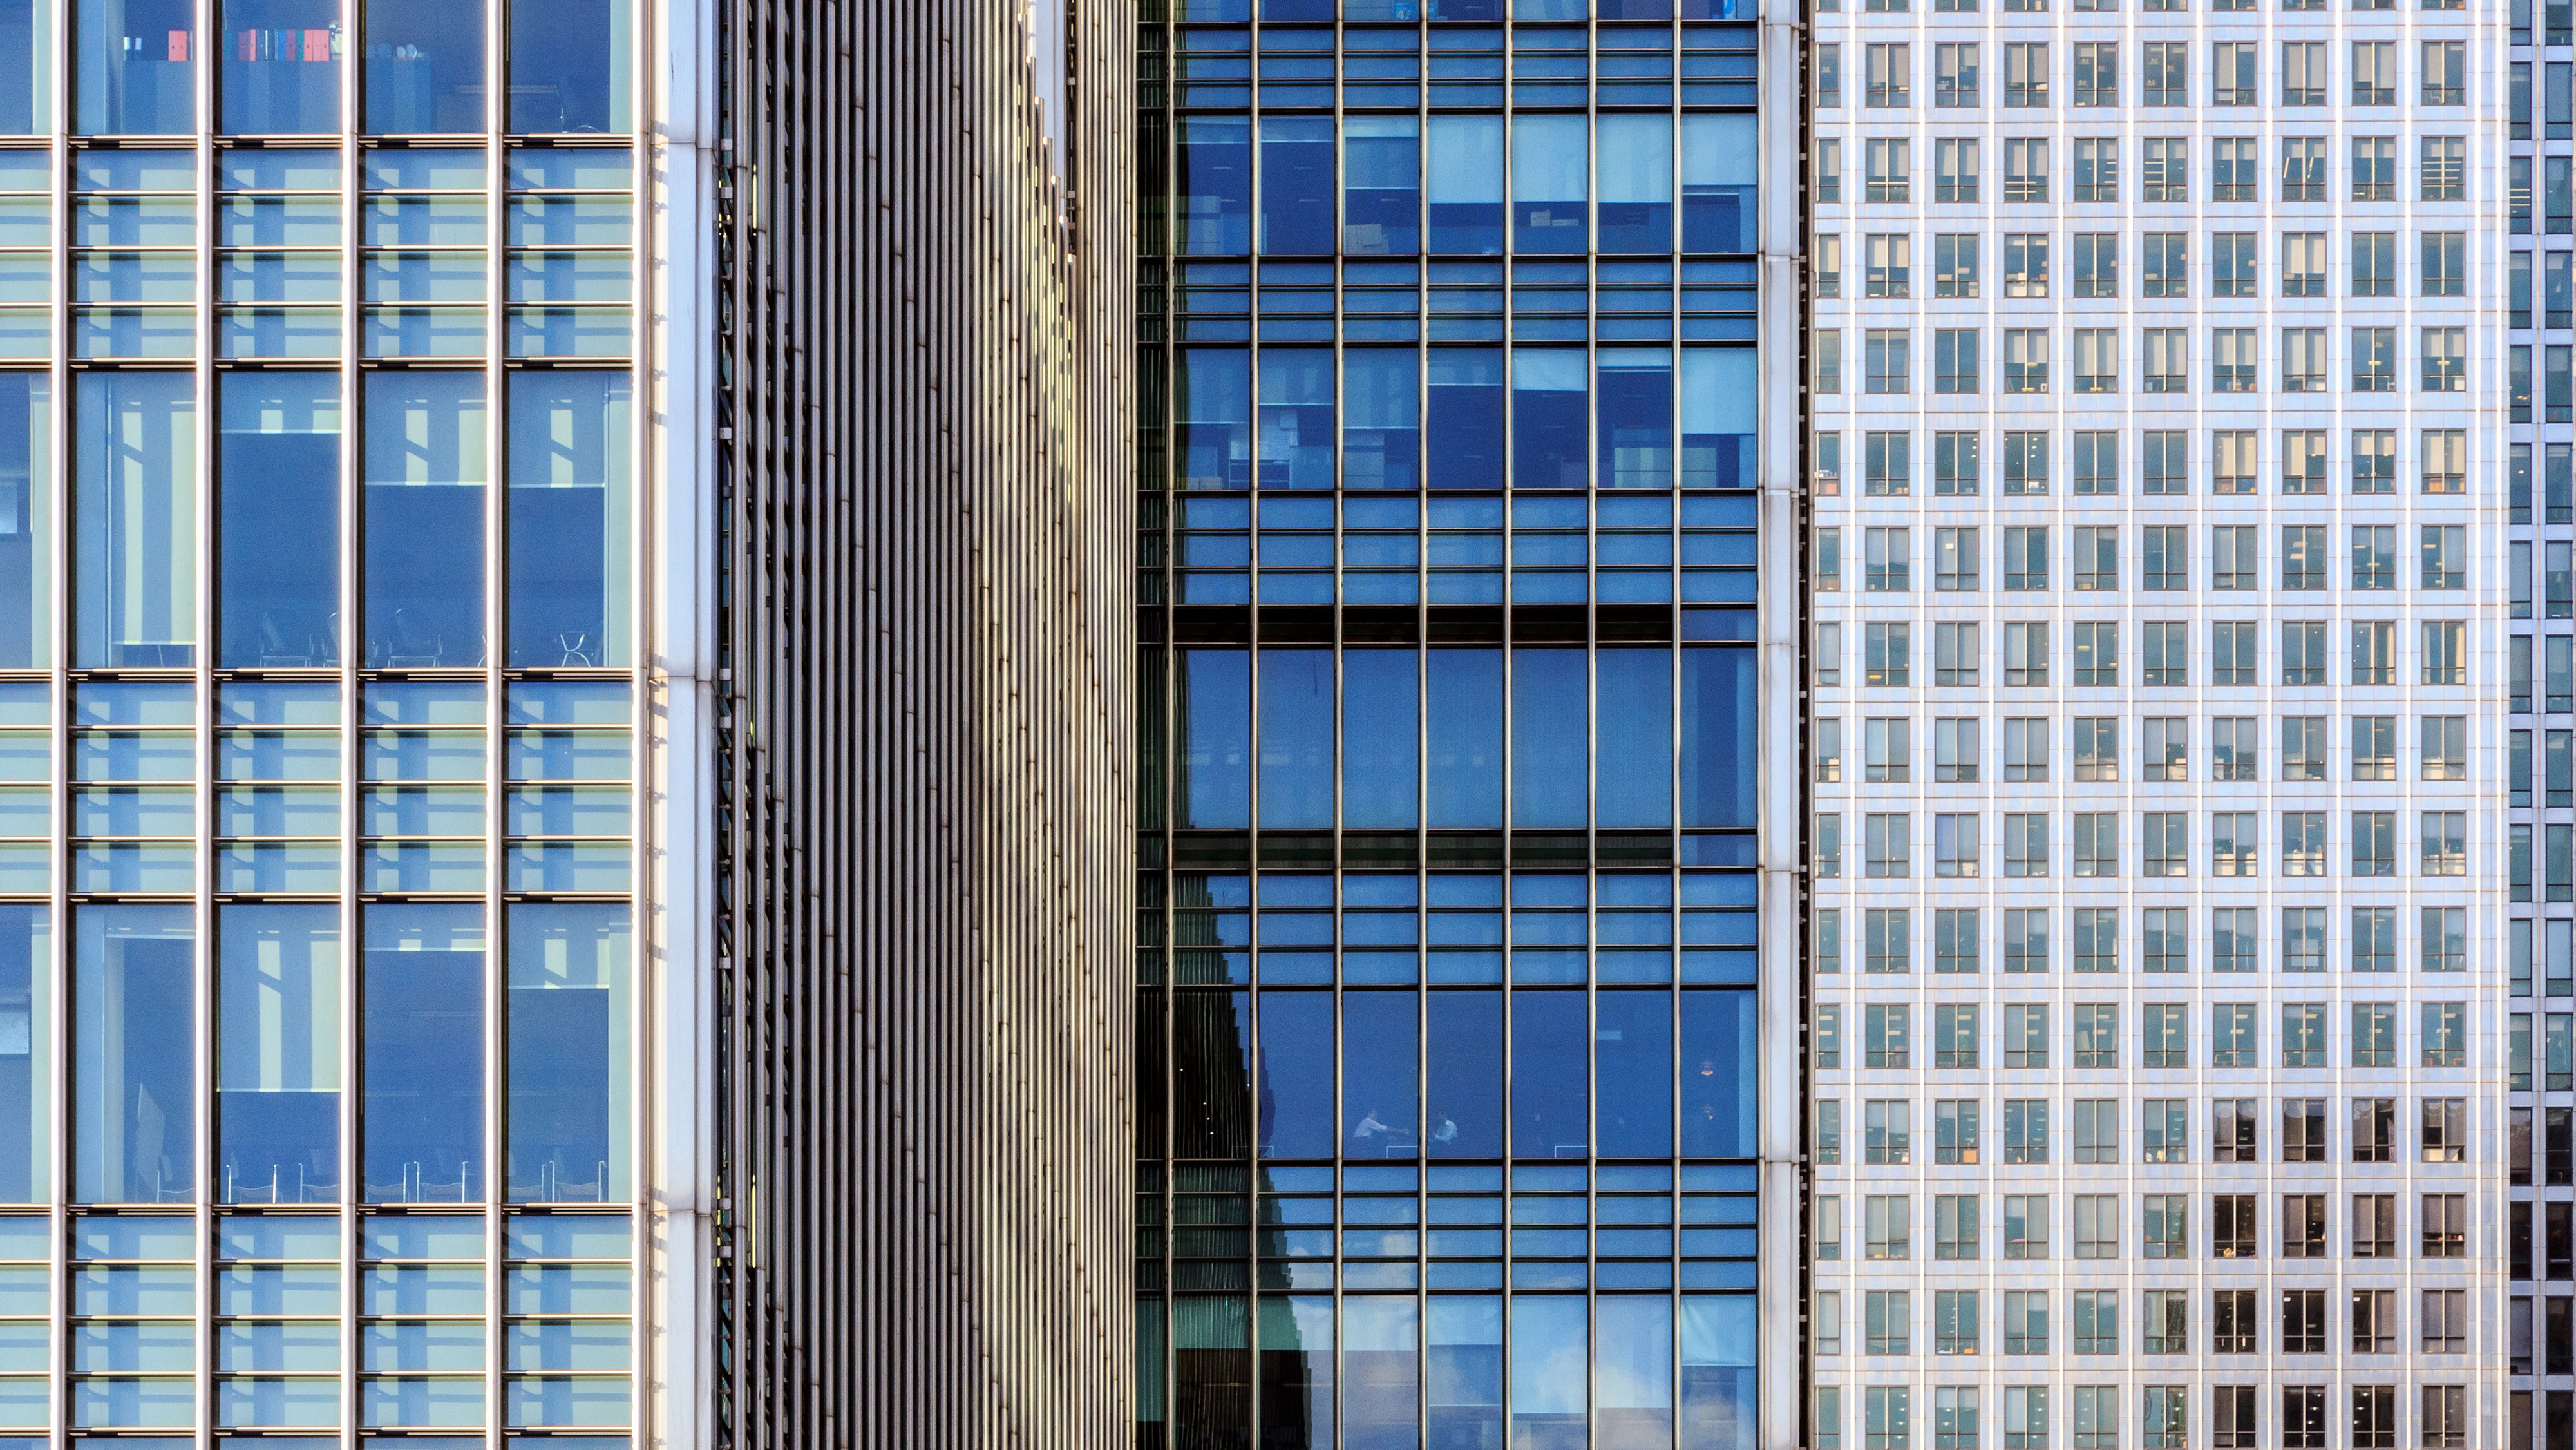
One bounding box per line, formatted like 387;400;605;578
1810;0;2505;1444
0;0;650;1445
1132;0;1790;1443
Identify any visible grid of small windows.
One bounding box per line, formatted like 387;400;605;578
1814;0;2494;1433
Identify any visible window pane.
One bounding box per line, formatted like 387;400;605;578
219;0;341;134
363;0;484;133
1511;989;1587;1156
219;370;342;667
506;371;631;667
0;904;47;1201
1341;991;1417;1156
506;902;630;1203
1598;647;1673;828
507;0;631;135
1511;1294;1589;1436
1511;647;1586;827
1342;649;1419;829
1425;989;1502;1157
76;0;194;134
216;902;341;1204
74;370;197;667
0;374;52;667
0;0;48;133
1596;989;1674;1156
74;903;195;1202
364;370;486;666
362;902;485;1203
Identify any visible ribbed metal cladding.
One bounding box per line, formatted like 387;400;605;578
706;0;1138;1443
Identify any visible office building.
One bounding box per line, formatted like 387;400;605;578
1810;4;2503;1450
0;0;1141;1445
1130;0;1804;1443
0;0;2522;1440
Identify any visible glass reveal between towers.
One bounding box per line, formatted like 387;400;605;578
1131;0;1802;1443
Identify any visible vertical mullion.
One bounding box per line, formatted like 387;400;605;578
337;0;361;1441
191;0;216;1440
43;0;65;1430
621;0;651;1440
481;2;506;1444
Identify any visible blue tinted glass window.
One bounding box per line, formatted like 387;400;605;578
1180;117;1253;254
363;369;487;666
507;0;630;133
1428;1297;1504;1441
1511;115;1588;254
1343;991;1419;1156
1258;349;1334;490
1510;1295;1589;1442
1257;990;1334;1158
1343;350;1419;489
219;0;341;134
1681;113;1757;254
1680;989;1756;1156
219;370;341;667
74;371;196;667
75;0;194;134
1259;117;1334;255
1511;647;1586;827
1598;115;1673;253
1598;989;1674;1156
1426;989;1502;1155
506;370;631;667
0;906;44;1201
1681;348;1756;489
1598;648;1674;827
1345;1297;1422;1442
1426;115;1504;254
507;902;630;1203
1342;649;1419;828
0;375;50;669
1512;349;1587;489
1426;647;1502;826
1427;349;1506;490
364;0;484;133
1346;117;1420;256
1680;1295;1758;1445
0;0;46;132
1599;1297;1676;1427
361;903;485;1203
1177;348;1252;489
1258;648;1332;829
216;903;340;1204
1180;647;1251;830
1510;989;1587;1156
1600;349;1674;490
75;904;194;1202
1680;647;1756;827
